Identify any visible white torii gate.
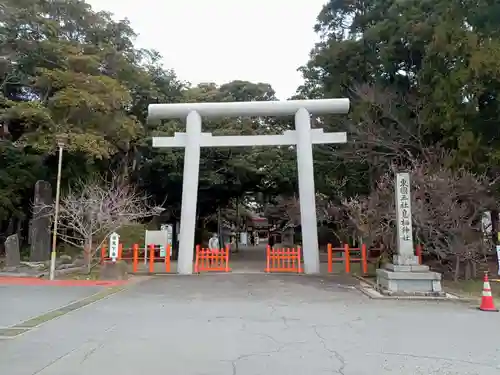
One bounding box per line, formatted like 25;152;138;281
148;98;350;274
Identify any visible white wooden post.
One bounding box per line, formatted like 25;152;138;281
109;232;120;262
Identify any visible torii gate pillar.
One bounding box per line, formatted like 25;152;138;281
148;99;350;274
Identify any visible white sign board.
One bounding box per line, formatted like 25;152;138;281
240;232;248;246
161;224;173;246
144;229;170;262
109;232;120;262
395;173;414;258
482;211;492;235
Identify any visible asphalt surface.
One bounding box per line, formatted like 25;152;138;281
0;274;499;375
0;284;102;327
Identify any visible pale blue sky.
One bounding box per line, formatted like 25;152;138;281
86;0;326;99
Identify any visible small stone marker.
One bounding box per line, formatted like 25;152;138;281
5;234;21;267
109;232;120;262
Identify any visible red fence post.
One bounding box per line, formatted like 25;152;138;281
164;245;171;272
149;244;155;273
344;244;351;273
100;246;106;265
132;244;139;273
327;244;332;273
416;244;423;264
265;246;270;273
361;244;368;274
297;247;303;273
194;245;200;273
225;245;230;272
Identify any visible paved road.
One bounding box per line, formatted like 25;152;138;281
0;274;499;375
0;284;102;327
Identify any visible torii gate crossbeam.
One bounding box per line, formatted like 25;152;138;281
148;99;350;274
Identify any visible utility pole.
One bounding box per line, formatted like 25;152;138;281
235;197;240;252
217;206;222;249
49;138;64;280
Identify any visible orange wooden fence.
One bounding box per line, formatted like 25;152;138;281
327;244;368;274
328;243;424;274
265;246;303;273
194;245;230;273
101;243;171;273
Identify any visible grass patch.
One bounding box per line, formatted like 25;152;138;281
442;279;500;299
0;328;29;337
58;267;101;280
13;310;68;329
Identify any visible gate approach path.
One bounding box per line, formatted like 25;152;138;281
0;274;498;375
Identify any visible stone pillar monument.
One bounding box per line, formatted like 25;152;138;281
376;173;444;295
30;180;53;261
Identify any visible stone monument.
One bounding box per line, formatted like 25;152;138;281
5;234;21;268
30;180;52;261
376;172;443;295
148;98;350;274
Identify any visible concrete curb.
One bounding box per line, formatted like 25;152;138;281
353;275;477;303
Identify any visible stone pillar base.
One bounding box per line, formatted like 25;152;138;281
376;264;444;297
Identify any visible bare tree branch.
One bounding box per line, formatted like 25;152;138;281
34;174;164;272
322;83;436;183
327;150;495;280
